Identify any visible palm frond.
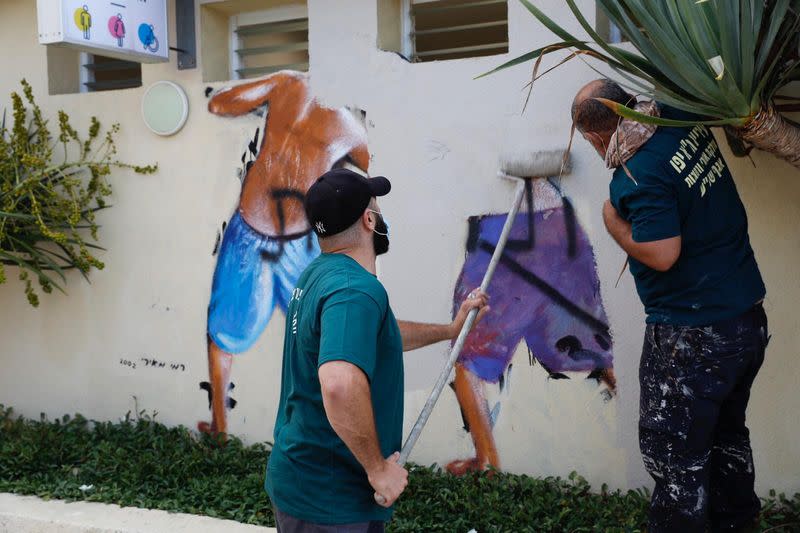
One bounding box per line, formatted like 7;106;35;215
488;0;800;126
476;41;585;79
593;98;747;127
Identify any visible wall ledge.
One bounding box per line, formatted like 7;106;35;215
0;493;275;533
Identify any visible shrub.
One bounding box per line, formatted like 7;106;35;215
0;80;156;306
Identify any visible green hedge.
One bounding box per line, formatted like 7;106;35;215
0;406;797;532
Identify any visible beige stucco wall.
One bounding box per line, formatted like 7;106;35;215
0;0;797;496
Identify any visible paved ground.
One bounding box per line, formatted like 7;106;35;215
0;493;277;533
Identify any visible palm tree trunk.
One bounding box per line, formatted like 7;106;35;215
738;104;800;170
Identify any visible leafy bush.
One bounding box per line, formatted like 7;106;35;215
0;80;156;306
0;405;797;532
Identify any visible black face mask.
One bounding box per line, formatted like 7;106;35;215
372;213;390;256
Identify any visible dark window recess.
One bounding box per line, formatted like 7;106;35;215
412;0;508;62
234;17;309;79
83;54;142;92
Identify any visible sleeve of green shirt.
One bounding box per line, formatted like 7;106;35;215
611;167;681;243
318;288;383;381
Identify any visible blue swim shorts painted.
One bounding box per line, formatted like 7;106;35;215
208;211;320;354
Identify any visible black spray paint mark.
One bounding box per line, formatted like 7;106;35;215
562;197;577;259
504;179;535;252
538;359;570;381
527;347;536;368
594;333;611;351
465;179;578;258
239;127;262;182
199;382;211;409
556;335;608;368
249;128;260;157
466;179;534;254
587;368;606;382
227;382;237;409
212;221;227;256
498;363;514;394
477;241;610;337
259;188;314;263
199;381;237;410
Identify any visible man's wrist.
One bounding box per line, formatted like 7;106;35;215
366;457;387;479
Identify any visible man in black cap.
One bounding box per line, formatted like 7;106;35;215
265;168;489;532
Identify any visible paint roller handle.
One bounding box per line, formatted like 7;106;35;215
374;178;528;506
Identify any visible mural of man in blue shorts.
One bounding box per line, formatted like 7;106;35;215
201;71;371;435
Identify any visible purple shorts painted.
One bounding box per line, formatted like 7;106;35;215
453;203;613;383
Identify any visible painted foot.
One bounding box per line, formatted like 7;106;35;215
197;421;228;441
446;457;496;476
600;368;617;393
587;367;617;395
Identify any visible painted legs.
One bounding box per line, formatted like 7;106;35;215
446;359;615;476
201;216;321;438
446;363;500;475
198;338;234;436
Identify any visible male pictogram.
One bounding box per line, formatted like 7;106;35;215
75;5;91;40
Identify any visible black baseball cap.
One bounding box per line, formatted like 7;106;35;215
305;168;391;237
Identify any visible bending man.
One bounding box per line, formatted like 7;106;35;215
572;79;768;532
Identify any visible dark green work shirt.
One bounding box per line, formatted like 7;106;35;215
609;105;765;326
265;253;404;524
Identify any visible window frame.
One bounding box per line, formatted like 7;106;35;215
407;0;510;63
78;52;143;93
228;3;309;80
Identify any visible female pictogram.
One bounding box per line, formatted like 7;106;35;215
137;23;159;53
74;5;91;40
108;14;126;47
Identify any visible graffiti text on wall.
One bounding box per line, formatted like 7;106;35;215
119;357;187;372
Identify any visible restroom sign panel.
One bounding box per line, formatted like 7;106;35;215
37;0;168;63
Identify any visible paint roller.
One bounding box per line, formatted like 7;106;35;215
375;149;571;505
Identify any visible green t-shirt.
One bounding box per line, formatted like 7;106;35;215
265;253;404;524
609;104;765;326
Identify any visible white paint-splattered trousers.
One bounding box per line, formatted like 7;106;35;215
639;304;768;532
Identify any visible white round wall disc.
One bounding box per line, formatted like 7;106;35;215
141;80;189;136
